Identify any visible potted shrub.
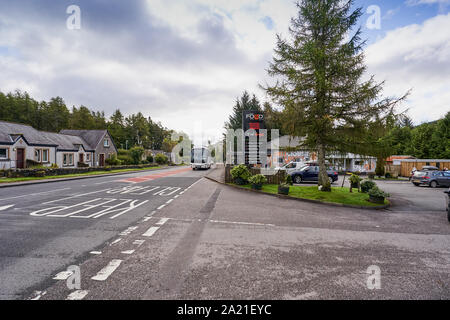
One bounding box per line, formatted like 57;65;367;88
360;180;377;193
368;186;390;204
278;175;292;195
230;164;251;185
248;174;267;190
349;173;362;192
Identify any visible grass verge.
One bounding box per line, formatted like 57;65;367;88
0;166;163;183
237;184;389;207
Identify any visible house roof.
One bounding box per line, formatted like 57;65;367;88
0;121;93;151
60;130;108;149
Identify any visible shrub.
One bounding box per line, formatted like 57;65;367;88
155;153;168;165
146;155;154;163
50;163;59;169
248;174;268;185
117;149;129;156
368;186;390;198
230;164;251;182
385;172;392;179
130;147;145;165
34;170;46;177
105;155;122;166
141;159;150;165
349;173;362;185
117;155;133;165
285;175;293;186
78;162;89;168
360;180;377;193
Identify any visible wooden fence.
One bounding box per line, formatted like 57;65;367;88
225;165;286;184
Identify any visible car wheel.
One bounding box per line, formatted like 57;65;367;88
413;183;419;186
294;175;302;184
430;181;438;188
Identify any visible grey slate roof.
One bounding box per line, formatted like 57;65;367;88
0;121;93;151
60;130;107;150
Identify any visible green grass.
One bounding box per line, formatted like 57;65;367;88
0;166;163;183
238;184;388;207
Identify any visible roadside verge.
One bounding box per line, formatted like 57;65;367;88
205;175;390;210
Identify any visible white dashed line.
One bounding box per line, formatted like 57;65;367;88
53;270;73;280
166;199;173;204
91;259;123;281
133;239;145;246
156;218;169;226
66;290;89;300
173;195;179;199
121;250;135;255
142;226;160;237
90;251;102;255
157;204;166;210
110;238;122;245
30;290;46;300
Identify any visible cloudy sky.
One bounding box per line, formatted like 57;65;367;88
0;0;449;144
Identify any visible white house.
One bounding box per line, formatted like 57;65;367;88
0;121;114;169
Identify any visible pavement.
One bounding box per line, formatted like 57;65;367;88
0;165;449;300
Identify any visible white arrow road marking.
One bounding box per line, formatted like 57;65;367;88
0;204;14;211
66;290;88;300
91;259;122;281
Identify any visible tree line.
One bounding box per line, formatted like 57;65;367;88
0;90;177;151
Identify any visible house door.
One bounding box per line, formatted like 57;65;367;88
79;153;84;163
99;154;105;167
16;148;25;169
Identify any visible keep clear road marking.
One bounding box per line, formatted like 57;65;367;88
53;270;73;280
91;259;123;281
66;290;89;300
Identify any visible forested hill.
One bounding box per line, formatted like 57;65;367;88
0;90;173;150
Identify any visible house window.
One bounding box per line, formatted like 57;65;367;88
104;139;109;147
63;153;74;166
35;149;41;162
86;153;91;162
0;148;8;159
42;149;49;163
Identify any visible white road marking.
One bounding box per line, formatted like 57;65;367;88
133;239;145;246
43;189;111;204
156;218;169;226
209;220;276;227
142;217;152;222
90;251;102;255
166;199;173;204
66;290;88;300
0;188;71;202
53;270;74;280
157;204;166;210
142;226;160;237
110;238;122;245
174;195;179;199
0;204;14;211
30;290;46;300
119;226;139;236
91;259;123;281
121;250;135;255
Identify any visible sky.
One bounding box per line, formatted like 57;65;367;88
0;0;449;145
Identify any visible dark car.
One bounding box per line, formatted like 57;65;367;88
412;170;450;188
445;188;450;222
290;165;338;184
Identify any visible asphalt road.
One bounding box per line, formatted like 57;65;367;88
0;165;206;299
1;167;449;300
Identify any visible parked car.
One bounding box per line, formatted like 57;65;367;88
277;161;306;175
412;170;450;188
445;188;450;222
290;165;338;184
421;166;439;171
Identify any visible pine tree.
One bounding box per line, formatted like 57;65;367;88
224;91;262;131
263;0;407;191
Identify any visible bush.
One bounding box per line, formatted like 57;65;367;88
361;180;377;193
117;149;129;156
155;153;168;165
385;172;392;179
34;170;46;177
285;175;293;186
50;163;59;169
248;174;268;185
78;162;89;168
141;159;150;165
368;186;390;198
105;155;122;166
146;155;154;163
117;155;133;165
349;173;362;185
130;147;145;165
230;164;251;182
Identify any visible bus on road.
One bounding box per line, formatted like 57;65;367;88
191;147;212;170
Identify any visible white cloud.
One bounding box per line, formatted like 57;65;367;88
365;13;450;123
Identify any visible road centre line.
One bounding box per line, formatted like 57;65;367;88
166;199;173;204
157;204;166;210
66;290;88;300
156;218;169;226
110;238;122;245
91;259;123;281
0;188;71;202
90;251;102;255
121;250;135;255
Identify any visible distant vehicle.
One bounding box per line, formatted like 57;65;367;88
445;188;450;222
290;165;338;184
191;147;212;170
412;170;450;188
